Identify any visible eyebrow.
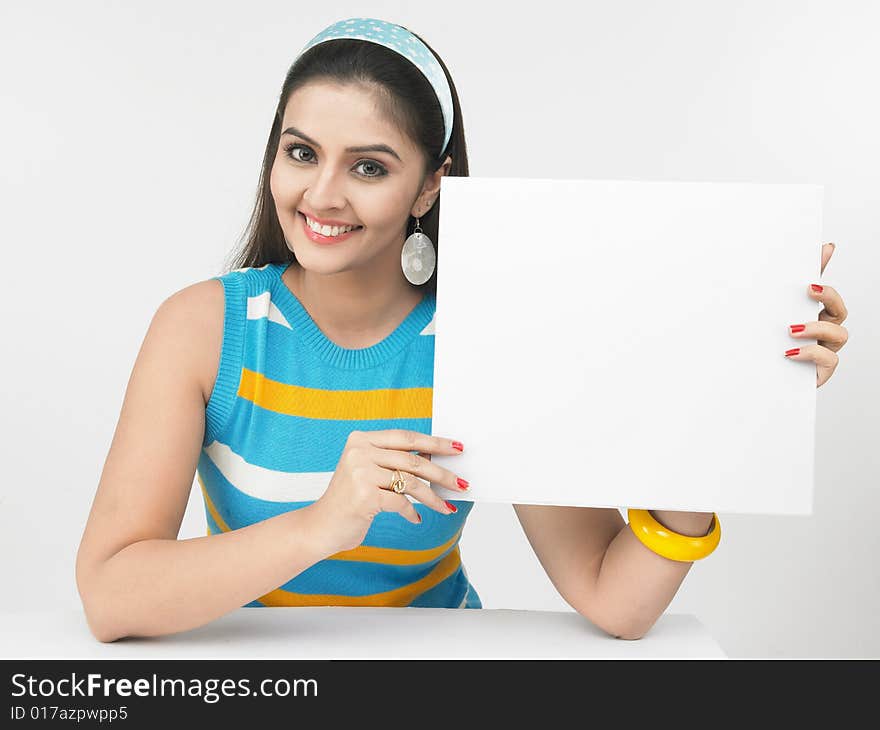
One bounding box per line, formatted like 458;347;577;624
281;126;402;162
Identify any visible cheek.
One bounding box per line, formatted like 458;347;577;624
360;193;411;230
269;161;296;202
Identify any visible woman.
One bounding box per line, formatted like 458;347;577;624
74;17;849;643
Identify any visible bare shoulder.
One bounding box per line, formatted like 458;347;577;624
159;278;225;407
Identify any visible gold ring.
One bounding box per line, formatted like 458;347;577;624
389;469;408;494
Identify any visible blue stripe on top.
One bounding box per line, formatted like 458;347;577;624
197;262;482;609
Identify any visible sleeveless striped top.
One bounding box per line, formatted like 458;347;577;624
196;262;482;609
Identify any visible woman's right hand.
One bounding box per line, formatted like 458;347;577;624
310;429;468;554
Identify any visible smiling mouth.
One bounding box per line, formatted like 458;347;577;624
297;211;365;241
298;211;364;235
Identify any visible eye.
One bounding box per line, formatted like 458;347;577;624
282;143;388;178
283;143;313;163
355;160;387;178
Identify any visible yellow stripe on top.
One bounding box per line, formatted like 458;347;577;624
328;529;463;565
257;546;462;607
237;367;433;420
200;476;231;533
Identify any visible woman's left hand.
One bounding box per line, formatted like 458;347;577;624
786;242;849;387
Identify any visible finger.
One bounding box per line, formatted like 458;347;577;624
382;445;467;495
808;283;848;325
358;428;463;457
377;486;424;524
784;343;839;388
787;320;849;353
372;463;457;516
373;445;466;502
416;446;463;462
819;242;835;276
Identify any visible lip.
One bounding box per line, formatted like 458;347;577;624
298;210;360;227
298;211;362;244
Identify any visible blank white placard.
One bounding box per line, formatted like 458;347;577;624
429;177;824;515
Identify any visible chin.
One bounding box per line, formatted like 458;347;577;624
292;249;355;276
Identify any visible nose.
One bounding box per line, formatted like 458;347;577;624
303;164;348;213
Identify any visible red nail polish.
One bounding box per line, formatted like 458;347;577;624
451;441;464;451
790;324;805;333
785;348;800;357
811;284;823;293
456;478;469;490
444;500;458;513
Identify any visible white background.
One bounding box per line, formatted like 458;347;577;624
1;0;876;658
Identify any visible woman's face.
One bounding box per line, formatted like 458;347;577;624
270;81;443;278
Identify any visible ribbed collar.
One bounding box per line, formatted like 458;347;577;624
269;263;435;370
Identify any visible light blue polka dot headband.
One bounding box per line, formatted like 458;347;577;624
295;17;454;155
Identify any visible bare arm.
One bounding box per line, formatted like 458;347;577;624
79;504;332;642
75;280;336;642
591;509;714;639
513;504;714;640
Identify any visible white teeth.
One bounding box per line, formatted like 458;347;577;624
304;215;359;237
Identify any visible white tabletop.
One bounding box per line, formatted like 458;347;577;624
2;608;726;659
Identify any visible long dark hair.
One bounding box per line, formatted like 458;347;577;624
221;28;469;299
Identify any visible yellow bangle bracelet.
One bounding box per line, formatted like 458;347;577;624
627;508;721;562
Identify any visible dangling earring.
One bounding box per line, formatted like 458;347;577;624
401;204;436;286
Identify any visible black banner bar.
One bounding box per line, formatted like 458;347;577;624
3;659;875;723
